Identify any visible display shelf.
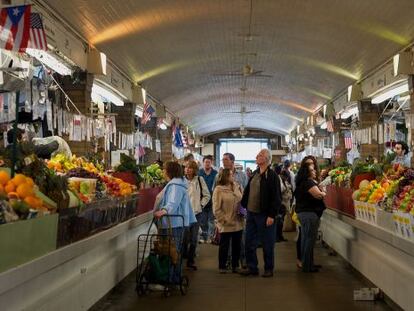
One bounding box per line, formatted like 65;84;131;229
324;185;355;218
321;208;414;311
0;214;58;273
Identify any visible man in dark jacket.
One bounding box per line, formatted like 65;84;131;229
240;149;281;277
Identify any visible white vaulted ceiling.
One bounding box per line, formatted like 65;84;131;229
40;0;414;135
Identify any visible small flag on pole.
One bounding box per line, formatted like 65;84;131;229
344;131;353;149
0;5;32;52
28;12;47;51
141;101;155;125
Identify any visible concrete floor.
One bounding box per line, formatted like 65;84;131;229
90;233;397;311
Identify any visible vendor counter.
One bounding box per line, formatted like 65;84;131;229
0;212;153;311
321;209;414;311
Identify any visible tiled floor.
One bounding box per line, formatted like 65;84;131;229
90;233;397;311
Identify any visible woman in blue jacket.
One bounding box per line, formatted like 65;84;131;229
154;161;196;281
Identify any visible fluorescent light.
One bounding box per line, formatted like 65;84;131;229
371;80;409;104
393;54;400;77
92;83;124;106
341;106;358;119
141;88;146;103
320;121;327;129
26;48;72;76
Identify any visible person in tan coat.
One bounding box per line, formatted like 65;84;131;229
212;168;243;273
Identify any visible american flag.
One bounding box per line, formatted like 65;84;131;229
174;125;184;147
138;143;146;157
28;13;47;50
326;119;334;132
141;101;155;125
344;131;353;149
0;5;32;52
181;128;188;148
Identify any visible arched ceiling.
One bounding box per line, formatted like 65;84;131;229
42;0;414;135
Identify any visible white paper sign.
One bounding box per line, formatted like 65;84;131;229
155;139;161;153
111;150;129;168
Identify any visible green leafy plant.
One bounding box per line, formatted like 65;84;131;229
115;153;143;185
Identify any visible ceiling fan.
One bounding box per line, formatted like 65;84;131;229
223;106;260;114
212;64;272;78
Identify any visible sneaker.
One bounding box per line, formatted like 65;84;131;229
148;284;165;291
186;264;198;271
199;239;205;244
262;270;274;278
239;269;259;276
219;269;227;274
206;238;212;244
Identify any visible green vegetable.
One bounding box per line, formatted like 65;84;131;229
115;154;143;185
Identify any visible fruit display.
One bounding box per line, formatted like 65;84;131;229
328;166;352;187
100;175;135;197
115;154;144;186
352;179;387;204
47;154;136;202
47;154;102;174
0;171;52;223
141;163;165;185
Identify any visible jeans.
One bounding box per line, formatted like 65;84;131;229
275;209;286;241
159;227;185;283
183;213;201;265
297;212;319;272
245;211;276;273
219;230;242;270
296;226;302;261
200;202;214;241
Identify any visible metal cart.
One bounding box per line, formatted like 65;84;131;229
136;214;189;297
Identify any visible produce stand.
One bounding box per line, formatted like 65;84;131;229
324;185;355;218
137;186;163;215
0;214;58;273
57;194;139;247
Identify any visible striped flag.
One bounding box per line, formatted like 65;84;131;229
0;5;32;52
181;128;188;148
344;131;353;149
141;101;155;125
326;119;334;132
28;12;47;50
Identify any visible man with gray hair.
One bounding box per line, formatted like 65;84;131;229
240;149;282;277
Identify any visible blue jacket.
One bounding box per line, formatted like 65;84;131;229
157;178;196;228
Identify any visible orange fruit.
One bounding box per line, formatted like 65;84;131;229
16;183;34;199
12;174;27;186
0;184;5;194
25;177;34;187
24;196;38;208
0;171;10;185
5;181;16;193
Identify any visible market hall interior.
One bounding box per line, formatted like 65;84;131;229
1;0;414;310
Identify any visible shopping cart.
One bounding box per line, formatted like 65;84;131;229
136;214;189;297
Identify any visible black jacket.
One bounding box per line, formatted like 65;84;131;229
241;166;282;218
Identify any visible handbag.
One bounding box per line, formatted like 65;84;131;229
153;217;179;265
211;225;221;245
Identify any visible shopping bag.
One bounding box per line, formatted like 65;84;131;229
145;253;171;282
153;237;178;265
153;217;179;265
283;212;296;232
